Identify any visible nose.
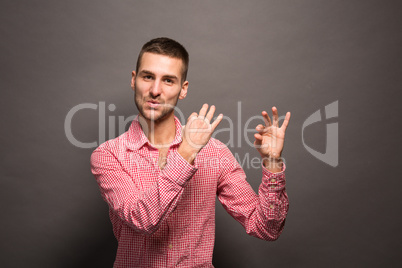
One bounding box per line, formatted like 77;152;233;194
149;79;162;98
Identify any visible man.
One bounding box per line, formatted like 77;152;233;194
91;37;291;267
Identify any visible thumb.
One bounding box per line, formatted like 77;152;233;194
254;133;263;148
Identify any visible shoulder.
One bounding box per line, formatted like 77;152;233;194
91;131;130;158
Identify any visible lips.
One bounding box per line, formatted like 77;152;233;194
146;100;160;108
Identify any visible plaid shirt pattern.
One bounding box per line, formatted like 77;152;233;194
91;116;289;268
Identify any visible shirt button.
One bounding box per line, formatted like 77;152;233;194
270;178;276;183
168;244;173;249
269;204;274;209
270;185;276;189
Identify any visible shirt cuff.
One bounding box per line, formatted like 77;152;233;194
161;149;198;187
261;163;286;191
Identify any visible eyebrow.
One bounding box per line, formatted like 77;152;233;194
139;70;154;76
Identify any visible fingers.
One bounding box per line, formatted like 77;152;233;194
281;111;291;130
211;113;223;130
254;133;263;147
205;105;215;122
187;112;198;122
262;111;272;127
262;107;291;130
198;103;208;119
189;104;222;130
255;124;268;134
272;107;279;127
196;103;220;123
254;133;263;142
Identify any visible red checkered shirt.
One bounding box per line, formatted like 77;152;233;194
91;116;289;268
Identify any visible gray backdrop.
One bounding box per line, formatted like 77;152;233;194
1;0;401;267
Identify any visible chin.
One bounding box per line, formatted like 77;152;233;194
141;109;172;123
135;98;176;123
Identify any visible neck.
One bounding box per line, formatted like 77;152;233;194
138;113;176;147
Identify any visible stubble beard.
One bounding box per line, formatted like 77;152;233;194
134;86;180;123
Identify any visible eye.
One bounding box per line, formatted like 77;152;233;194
164;78;174;85
143;75;153;81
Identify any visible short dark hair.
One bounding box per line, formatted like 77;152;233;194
136;37;189;82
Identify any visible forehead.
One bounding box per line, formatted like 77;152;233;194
139;52;184;78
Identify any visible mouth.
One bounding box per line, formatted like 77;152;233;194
146;100;160;108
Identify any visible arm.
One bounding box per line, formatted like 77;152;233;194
91;146;197;235
217;145;289;241
218;107;291;240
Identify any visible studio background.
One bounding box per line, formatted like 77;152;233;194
1;1;401;267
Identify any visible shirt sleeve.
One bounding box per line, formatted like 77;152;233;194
217;145;289;241
90;145;197;235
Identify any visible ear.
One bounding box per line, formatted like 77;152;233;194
131;71;136;91
179;80;189;100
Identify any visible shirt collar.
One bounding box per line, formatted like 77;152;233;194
126;115;183;150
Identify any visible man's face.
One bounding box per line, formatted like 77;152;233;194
131;52;188;123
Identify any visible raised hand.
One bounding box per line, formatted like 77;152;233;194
254;107;291;170
178;104;223;164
